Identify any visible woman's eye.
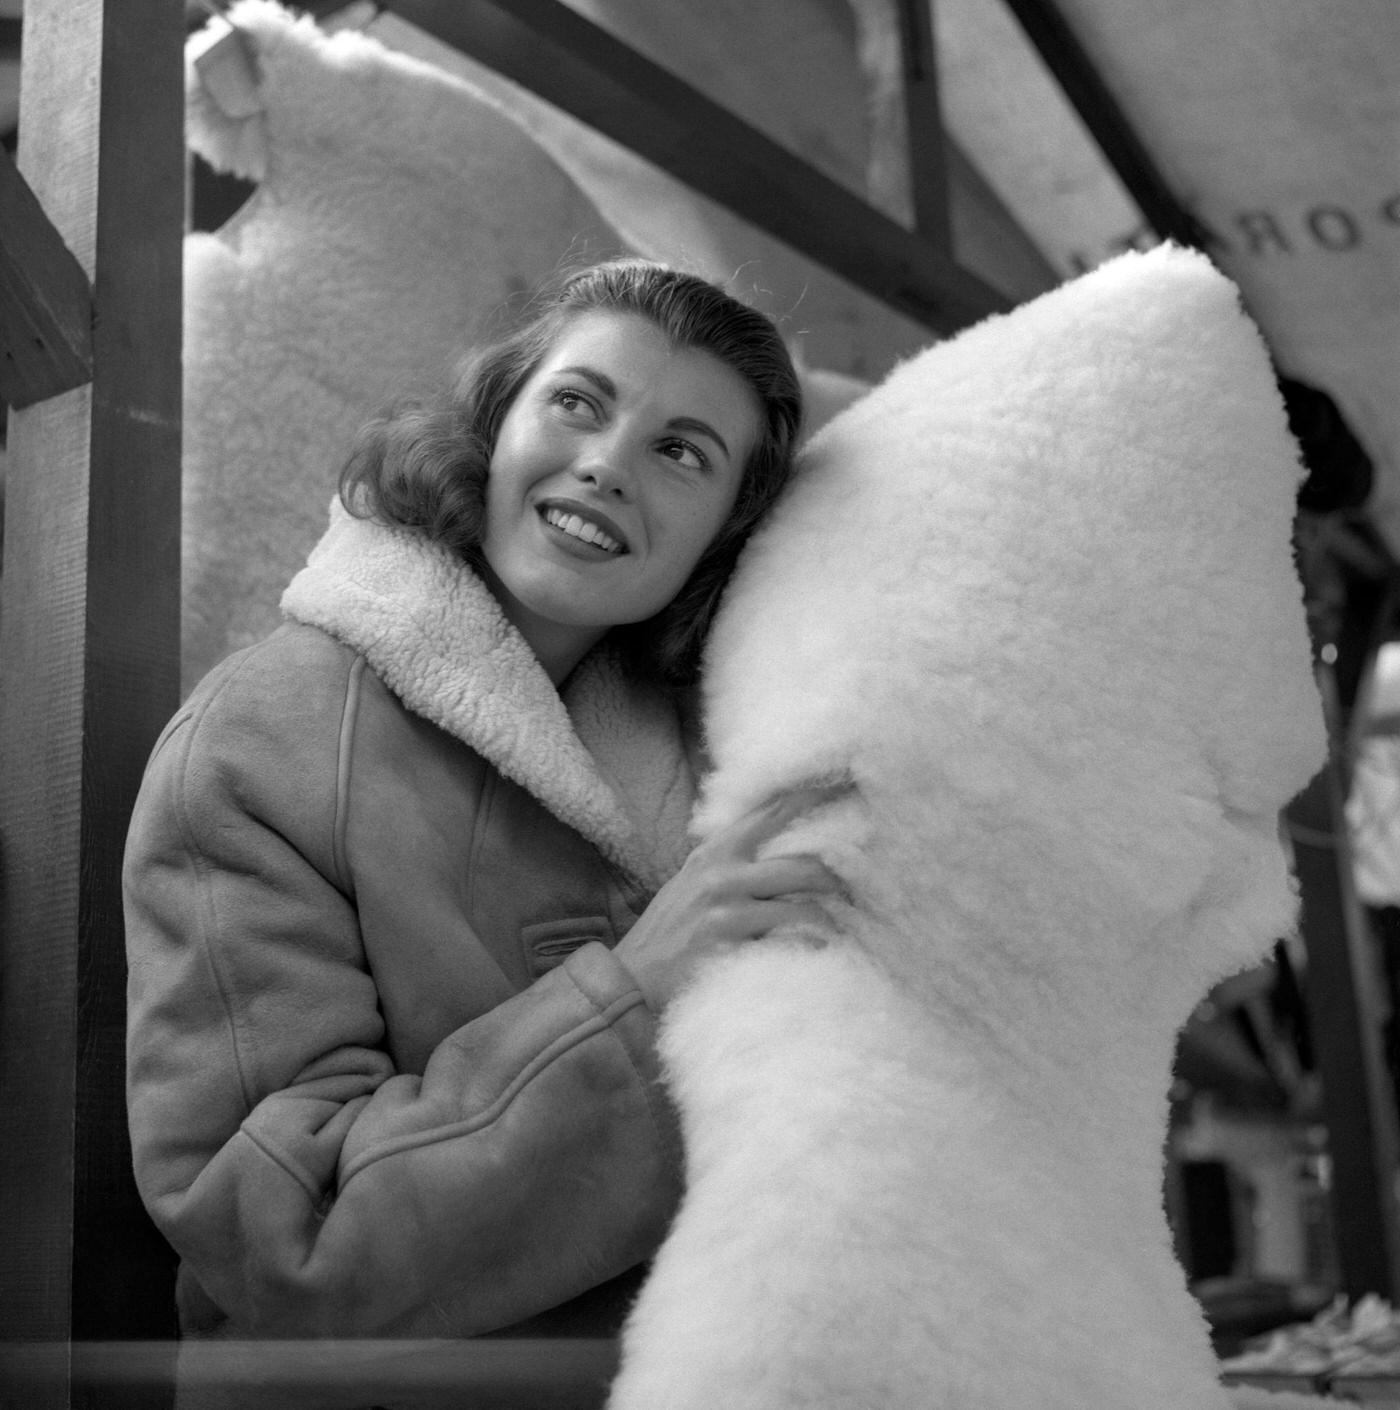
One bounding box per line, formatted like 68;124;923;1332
659;438;708;473
551;388;599;418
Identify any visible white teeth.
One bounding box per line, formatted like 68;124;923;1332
544;507;622;554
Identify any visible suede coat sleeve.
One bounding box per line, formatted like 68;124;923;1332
123;632;683;1338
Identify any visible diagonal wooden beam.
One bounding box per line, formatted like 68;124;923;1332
0;147;94;409
382;0;1010;333
997;0;1209;249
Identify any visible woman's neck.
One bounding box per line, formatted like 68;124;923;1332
476;559;607;687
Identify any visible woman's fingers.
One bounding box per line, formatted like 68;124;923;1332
747;853;845;901
714;780;855;859
722;897;840;944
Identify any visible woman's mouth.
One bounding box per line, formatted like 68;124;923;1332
541;506;626;555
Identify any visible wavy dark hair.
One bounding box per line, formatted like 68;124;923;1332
338;259;803;687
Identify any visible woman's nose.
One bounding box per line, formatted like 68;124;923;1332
573;444;636;499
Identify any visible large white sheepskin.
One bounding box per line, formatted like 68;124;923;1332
181;1;629;691
607;245;1327;1409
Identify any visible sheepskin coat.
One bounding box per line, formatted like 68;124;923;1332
123;503;696;1340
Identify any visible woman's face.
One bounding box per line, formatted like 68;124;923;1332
480;310;760;681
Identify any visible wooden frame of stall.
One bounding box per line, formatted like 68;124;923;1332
0;3;186;1398
2;1;1395;1405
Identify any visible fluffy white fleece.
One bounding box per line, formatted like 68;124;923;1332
607;246;1327;1409
181;1;630;692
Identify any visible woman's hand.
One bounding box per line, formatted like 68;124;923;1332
612;783;849;1011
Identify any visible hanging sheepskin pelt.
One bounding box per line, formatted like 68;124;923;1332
607;244;1326;1410
181;0;629;691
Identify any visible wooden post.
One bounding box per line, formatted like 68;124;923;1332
0;0;185;1404
1288;701;1400;1300
896;0;953;250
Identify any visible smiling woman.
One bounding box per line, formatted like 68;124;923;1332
339;259;800;688
121;259;846;1367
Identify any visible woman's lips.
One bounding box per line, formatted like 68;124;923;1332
538;501;628;554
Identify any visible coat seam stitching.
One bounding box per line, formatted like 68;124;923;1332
465;761;496;930
170;668;262;1117
337;992;644;1187
238;1124;325;1204
332;655;364;890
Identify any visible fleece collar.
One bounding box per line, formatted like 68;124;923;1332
280;502;696;890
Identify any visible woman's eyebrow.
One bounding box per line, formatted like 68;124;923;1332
554;365;616;399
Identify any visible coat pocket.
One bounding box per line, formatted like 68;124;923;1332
520;915;615;978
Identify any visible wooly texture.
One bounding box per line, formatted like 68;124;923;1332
181;1;629;692
607;246;1326;1409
